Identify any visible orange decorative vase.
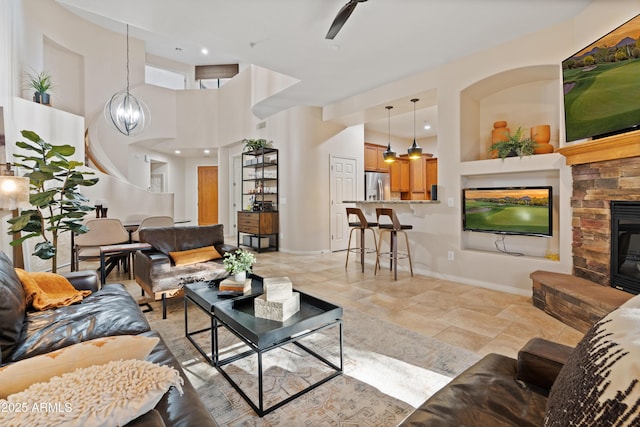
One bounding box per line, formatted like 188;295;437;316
530;125;553;154
490;121;509;158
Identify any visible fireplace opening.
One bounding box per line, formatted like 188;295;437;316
611;201;640;295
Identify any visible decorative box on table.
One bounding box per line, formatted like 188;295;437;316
254;276;300;322
219;278;252;294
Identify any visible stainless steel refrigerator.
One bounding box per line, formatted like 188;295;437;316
365;172;390;200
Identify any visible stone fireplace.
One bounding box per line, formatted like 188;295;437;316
559;131;640;293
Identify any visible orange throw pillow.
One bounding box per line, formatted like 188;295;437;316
169;246;222;266
15;269;91;311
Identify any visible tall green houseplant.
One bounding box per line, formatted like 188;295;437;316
9;130;98;272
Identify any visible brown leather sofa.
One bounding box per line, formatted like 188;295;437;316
0;251;216;426
400;337;574;426
134;224;237;318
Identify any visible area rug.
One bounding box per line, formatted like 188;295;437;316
143;294;481;426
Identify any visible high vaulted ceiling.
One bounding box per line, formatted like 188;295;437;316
57;0;592;139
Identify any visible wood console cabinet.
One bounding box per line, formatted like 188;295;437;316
238;147;279;252
237;211;279;252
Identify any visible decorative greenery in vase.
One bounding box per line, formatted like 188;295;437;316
25;69;53;104
9;130;98;272
487;126;536;160
243;138;271;152
223;249;256;276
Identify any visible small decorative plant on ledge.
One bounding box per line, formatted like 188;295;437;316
9;130;98;272
243;138;271;152
488;126;536;160
25;69;53;105
223;249;256;282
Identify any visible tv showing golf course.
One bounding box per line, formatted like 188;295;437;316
563;14;640;142
462;187;552;237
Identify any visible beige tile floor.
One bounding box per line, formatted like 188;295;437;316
249;250;585;357
98;248;584;359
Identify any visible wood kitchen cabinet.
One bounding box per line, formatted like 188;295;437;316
364;143;390;172
390;157;409;192
394;155;437;200
409;155;427;200
425;158;438;200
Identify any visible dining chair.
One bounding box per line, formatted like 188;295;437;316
73;218;130;281
130;215;174;242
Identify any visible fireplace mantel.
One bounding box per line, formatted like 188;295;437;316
556;129;640;165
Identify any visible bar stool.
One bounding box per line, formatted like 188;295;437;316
345;207;378;272
375;207;413;280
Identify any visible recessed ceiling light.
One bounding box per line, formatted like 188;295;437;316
204;149;210;154
174;150;181;154
201;48;208;55
423;123;431;130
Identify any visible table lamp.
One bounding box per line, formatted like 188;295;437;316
0;163;31;267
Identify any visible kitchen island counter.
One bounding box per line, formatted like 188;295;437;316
342;200;440;204
343;199;440;217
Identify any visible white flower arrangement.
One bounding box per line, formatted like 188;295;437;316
222;249;256;275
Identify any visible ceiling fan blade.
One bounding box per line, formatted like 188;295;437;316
325;0;365;40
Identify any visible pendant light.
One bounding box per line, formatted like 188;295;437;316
407;98;423;159
382;105;396;163
105;24;149;136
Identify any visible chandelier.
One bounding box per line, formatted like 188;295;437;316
105;24;149;136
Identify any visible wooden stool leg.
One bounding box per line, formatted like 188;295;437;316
375;229;387;275
345;227;356;269
391;231;398;281
402;230;413;276
368;227;378;258
360;227;365;272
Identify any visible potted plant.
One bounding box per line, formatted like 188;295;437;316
8;130;98;272
26;69;53;105
243;138;271;152
487;126;536;160
222;249;256;282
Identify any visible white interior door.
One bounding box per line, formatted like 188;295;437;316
230;156;242;238
150;173;164;192
330;155;357;252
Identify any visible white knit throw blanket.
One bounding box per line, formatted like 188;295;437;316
1;359;183;427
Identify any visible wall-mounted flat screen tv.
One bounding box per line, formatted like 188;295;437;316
462;186;553;237
562;14;640;142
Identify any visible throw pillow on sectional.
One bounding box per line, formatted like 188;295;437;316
544;294;640;426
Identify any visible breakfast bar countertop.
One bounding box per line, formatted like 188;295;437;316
342;200;440;204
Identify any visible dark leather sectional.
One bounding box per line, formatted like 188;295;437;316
0;251;216;426
399;337;574;426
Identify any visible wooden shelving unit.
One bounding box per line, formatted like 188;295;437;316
237;147;279;252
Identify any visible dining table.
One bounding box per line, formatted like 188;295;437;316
121;218;191;240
